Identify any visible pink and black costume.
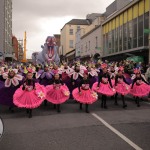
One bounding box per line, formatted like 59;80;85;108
13;79;46;118
73;78;97;113
93;67;116;109
46;79;70;112
130;75;149;107
114;74;130;108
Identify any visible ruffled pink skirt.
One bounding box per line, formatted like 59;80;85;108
72;88;98;104
46;84;70;104
92;82;116;96
115;83;130;95
13;83;46;109
130;83;150;97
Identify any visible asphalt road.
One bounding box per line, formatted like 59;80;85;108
0;97;150;150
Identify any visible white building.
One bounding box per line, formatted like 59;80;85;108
75;13;105;61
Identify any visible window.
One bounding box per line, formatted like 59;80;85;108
69;29;73;35
123;23;128;50
108;31;112;54
69;40;74;48
81;45;83;53
89;41;90;51
115;28;118;52
105;33;108;55
103;34;106;55
133;18;137;48
112;30;115;53
77;26;80;32
144;12;149;46
96;37;98;48
138;15;144;47
119;26;122;51
85;43;87;52
128;21;133;49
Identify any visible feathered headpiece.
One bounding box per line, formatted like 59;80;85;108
27;67;34;73
134;68;141;74
98;59;102;65
118;66;124;72
101;63;108;69
83;70;88;75
53;70;59;75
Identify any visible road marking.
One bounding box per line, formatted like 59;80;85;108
92;113;143;150
143;102;150;105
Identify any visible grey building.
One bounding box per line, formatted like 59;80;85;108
102;0;150;63
105;0;133;17
0;0;13;61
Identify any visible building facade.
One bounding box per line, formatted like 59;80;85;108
60;19;90;61
12;36;18;60
0;0;13;61
102;0;150;63
18;39;24;62
76;14;105;61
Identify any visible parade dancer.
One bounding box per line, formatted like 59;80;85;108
130;68;149;107
58;63;73;94
46;72;70;113
87;64;99;88
70;63;84;99
13;69;46;118
0;68;23;112
39;65;54;106
108;65;116;86
72;70;98;113
92;63;116;109
114;66;130;108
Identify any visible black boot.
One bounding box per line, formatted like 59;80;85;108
28;109;32;118
121;95;127;108
80;103;83;110
111;96;114;99
53;104;56;109
44;100;47;106
115;93;118;105
85;104;89;113
136;97;140;107
26;109;29;114
101;95;104;108
9;107;14;113
57;104;61;113
103;95;107;109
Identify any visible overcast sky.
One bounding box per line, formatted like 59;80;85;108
12;0;114;58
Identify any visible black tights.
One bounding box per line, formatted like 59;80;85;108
115;93;127;108
135;97;140;107
26;109;32;118
53;104;61;113
80;103;89;113
101;95;107;108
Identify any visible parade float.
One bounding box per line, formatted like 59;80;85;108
32;36;60;66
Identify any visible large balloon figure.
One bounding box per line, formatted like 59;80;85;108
32;36;60;65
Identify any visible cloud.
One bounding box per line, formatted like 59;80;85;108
12;0;114;58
